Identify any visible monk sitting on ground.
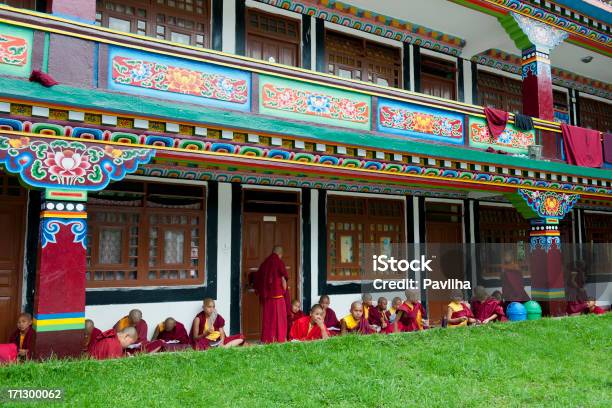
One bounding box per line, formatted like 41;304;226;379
447;290;478;328
288;299;305;335
341;301;375;335
152;318;190;350
387;297;402;323
368;297;389;333
83;319;102;353
114;309;148;344
475;291;507;323
289;304;330;341
586;297;606;315
390;290;426;333
470;286;489;316
192;298;245;350
319;295;340;334
11;313;35;361
88;327;138;360
361;293;373;321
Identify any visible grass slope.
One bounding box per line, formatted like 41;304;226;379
1;315;610;407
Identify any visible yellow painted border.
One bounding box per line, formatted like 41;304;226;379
34;317;84;326
2;130;610;199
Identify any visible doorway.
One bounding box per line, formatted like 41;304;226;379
0;175;26;342
241;189;300;340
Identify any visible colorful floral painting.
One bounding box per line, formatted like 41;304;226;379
468;117;535;154
112;56;248;104
377;99;464;145
0;33;27;66
0;136;154;191
518;189;579;219
0;23;32;77
108;47;251;111
261;83;369;124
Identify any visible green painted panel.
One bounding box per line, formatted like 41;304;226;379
0;22;33;77
258;74;371;130
468;116;536;155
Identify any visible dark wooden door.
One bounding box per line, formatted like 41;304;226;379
241;213;298;340
246;33;299;66
425;204;464;326
246;8;300;67
0;196;25;342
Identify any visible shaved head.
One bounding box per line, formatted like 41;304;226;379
273;246;283;256
164;317;176;331
128;309;142;323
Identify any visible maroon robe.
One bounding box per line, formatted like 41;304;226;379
157;322;190;344
191;311;244;350
85;327;103;353
11;326;35;359
88;329;124;360
474;298;506;322
566;301;589;315
448;302;474;327
255;253;289;343
368;306;388;330
501;265;529;302
114;316;149;343
389;302;425;332
589;306;606;315
288;310;305;336
343;316;375;335
289;316;329;341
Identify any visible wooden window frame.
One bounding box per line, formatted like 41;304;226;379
86;182;206;288
420;54;457;101
579;97;612;133
327;196;404;281
477;70;523;114
245;7;301;67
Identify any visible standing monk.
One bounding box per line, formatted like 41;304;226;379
255;246;289;343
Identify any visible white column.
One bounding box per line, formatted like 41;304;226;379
310;190;319;304
463;59;473;105
409;44;416;92
216;182;233;327
222;0;236;54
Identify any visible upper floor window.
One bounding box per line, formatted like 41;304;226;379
95;0;210;48
86;180;206;288
579;97;611;133
246;8;300;67
420;55;456;101
477;70;522;114
325;30;401;88
0;0;36;10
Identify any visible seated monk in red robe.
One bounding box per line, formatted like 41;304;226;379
254;246;289;344
289;304;330;341
114;309;148;344
319;295;340;335
447;290;478;328
470;286;488;317
566;287;589;316
288;299;305;336
587;298;606;315
83;319;102;353
192;298;246;350
88;327;138;360
152;318;190;351
386;297;402;324
389;290;427;333
11;313;35;361
341;302;375;335
361;293;373;322
475;291;507;323
368;297;389;333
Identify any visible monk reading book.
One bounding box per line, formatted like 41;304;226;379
11;313;35;361
447;290;478;328
319;295;340;334
114;309;148;343
288;299;305;335
152;318;191;350
390;290;426;333
475;291;507;323
368;297;389;333
254;246;289;343
83;319;102;353
341;302;375;335
192;298;245;350
289;304;330;341
88;327;138;360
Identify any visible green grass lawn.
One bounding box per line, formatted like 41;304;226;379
1;314;610;407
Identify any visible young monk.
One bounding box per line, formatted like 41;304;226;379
586;298;606;315
474;291;507;323
152;318;190;346
319;295;340;333
83;319;102;353
288;299;305;335
386;297;402;323
368;297;389;333
11;313;35;360
470;286;489;317
192;298;245;350
289;304;330;341
114;309;148;343
361;293;373;321
447;290;478;328
341;301;375;335
390;290;426;333
88;327;138;360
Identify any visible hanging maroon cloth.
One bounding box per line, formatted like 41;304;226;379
603;133;612;165
561;124;603;168
484;107;509;138
29;70;59;87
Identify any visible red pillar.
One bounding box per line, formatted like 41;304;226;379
33;195;87;359
47;0;96;22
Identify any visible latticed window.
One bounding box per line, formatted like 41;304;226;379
327;196;404;281
478;206;529;279
477;71;522;114
95;0;210;48
326;30;401;88
420;55;457;101
0;0;35;9
86;181;205;287
581;213;612;277
246;8;300;67
579;97;612;132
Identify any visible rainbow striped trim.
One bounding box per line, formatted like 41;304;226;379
531;288;566;300
33;312;85;332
